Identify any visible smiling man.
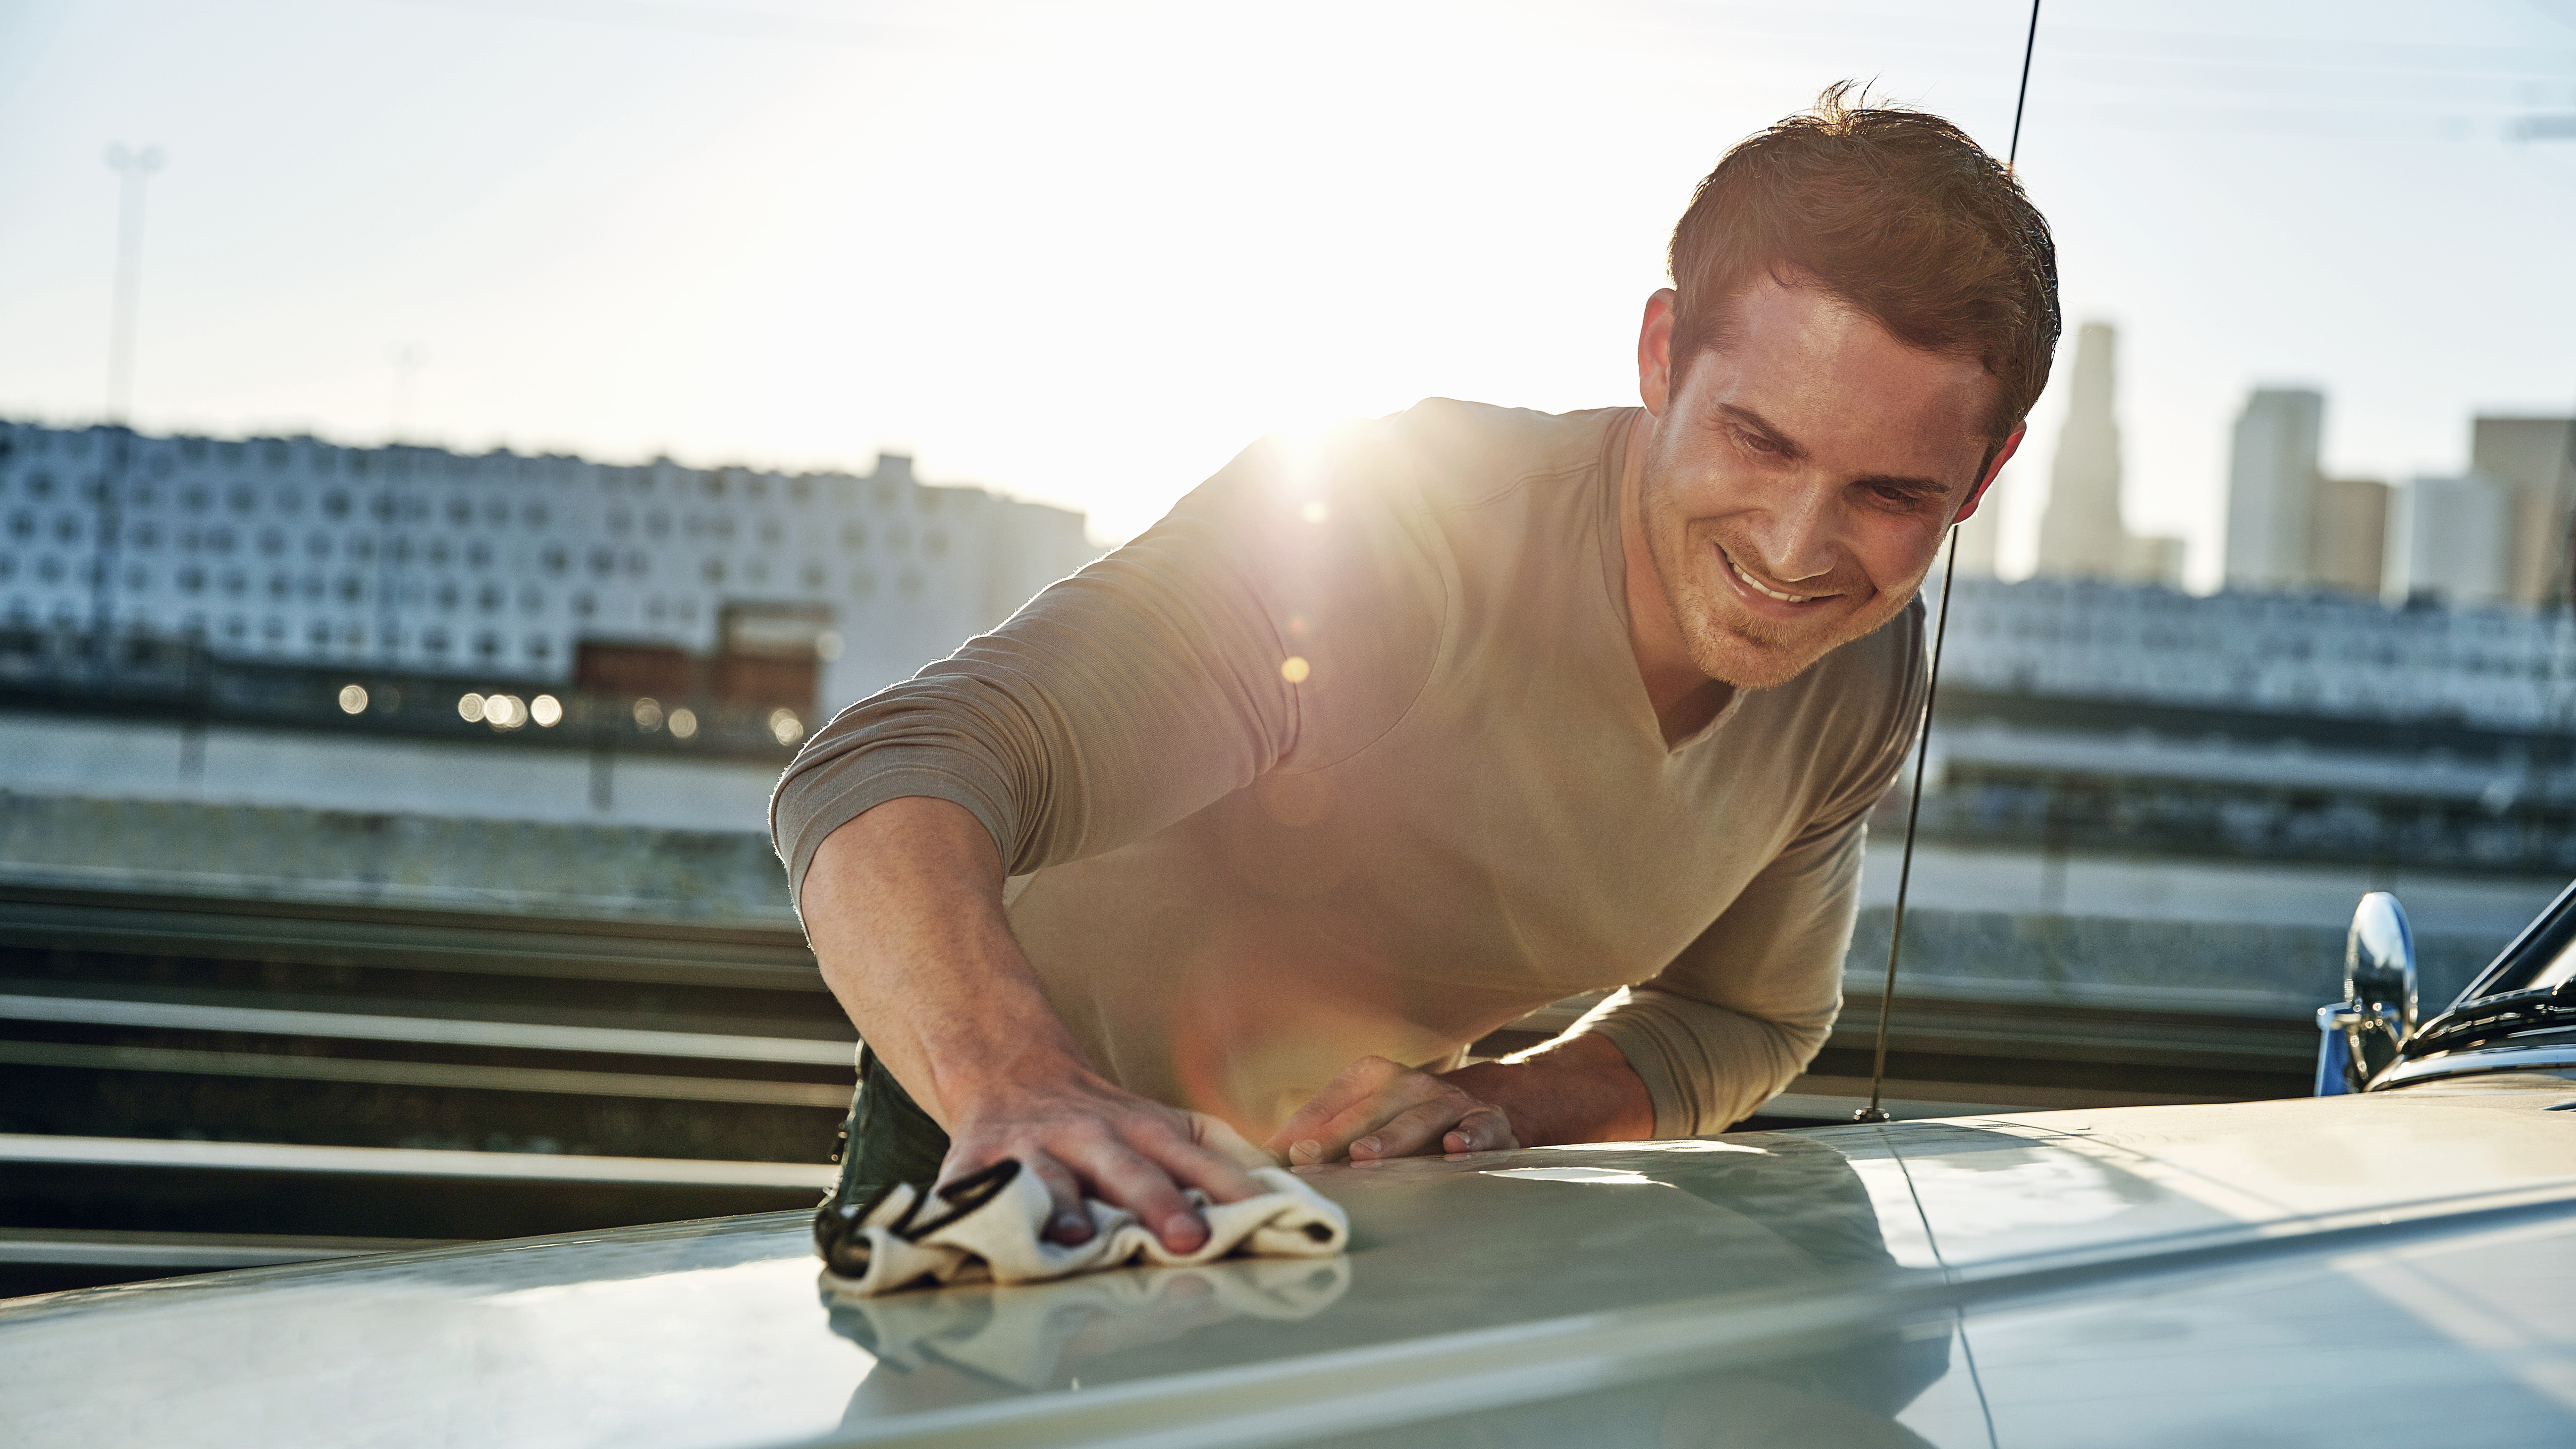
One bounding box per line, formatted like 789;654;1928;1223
773;87;2058;1252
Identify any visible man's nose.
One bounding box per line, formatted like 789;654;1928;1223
1744;476;1840;584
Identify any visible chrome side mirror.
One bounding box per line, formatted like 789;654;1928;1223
2314;892;2418;1096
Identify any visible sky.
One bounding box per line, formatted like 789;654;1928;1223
1;0;2572;585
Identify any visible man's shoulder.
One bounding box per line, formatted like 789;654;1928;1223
1364;398;1633;512
1777;592;1929;746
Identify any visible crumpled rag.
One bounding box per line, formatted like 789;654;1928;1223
814;1157;1348;1297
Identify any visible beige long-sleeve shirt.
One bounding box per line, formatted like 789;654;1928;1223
771;400;1924;1139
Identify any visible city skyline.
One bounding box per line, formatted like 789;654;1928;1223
2;0;2573;580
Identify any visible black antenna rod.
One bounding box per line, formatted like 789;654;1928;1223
1855;0;2042;1125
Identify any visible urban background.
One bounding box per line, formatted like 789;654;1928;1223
1;0;2573;1294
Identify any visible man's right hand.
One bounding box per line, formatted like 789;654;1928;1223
801;796;1268;1257
939;1069;1269;1250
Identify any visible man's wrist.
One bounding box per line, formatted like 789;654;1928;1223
930;1040;1099;1122
1444;1033;1654;1147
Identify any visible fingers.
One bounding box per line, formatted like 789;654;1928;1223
1078;1137;1209;1253
1345;1097;1450;1160
1020;1152;1095;1246
1348;1096;1511;1160
1157;1119;1267;1203
1263;1056;1402;1163
1441;1104;1517;1156
1306;1068;1450;1162
1268;1055;1516;1165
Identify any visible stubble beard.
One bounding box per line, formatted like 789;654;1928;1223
1639;468;1908;694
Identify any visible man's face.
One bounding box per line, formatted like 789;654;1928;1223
1634;274;2020;691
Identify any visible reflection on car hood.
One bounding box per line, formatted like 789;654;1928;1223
6;1086;2576;1448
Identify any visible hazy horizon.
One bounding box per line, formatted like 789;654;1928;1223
4;0;2573;586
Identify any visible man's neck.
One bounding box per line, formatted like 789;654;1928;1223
1617;410;1733;746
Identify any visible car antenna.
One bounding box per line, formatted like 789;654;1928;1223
1854;0;2043;1126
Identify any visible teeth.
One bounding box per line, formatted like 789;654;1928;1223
1731;558;1813;604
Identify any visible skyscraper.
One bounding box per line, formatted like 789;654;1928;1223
2036;323;2127;579
2308;476;2389;597
2030;322;2185;587
2223;388;2323;590
2471;416;2576;606
2384;471;2511;606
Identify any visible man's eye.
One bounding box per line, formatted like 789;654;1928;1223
1738;430;1779;454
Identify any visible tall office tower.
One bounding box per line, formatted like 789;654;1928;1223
2223;388;2324;590
2471;416;2576;606
2308;476;2390;597
2035;323;2128;579
2385;471;2511;606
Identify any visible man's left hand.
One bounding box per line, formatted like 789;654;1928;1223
1262;1055;1519;1165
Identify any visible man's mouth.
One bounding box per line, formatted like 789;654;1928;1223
1723;548;1829;605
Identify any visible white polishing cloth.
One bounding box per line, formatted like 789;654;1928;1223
819;1162;1349;1297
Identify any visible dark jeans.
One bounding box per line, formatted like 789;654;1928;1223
832;1045;952;1201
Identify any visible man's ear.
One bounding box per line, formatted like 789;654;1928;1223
1638;288;1677;417
1953;424;2025;527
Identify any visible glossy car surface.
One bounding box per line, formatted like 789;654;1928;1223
6;1079;2575;1448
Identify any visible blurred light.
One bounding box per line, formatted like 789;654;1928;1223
531;694;563;728
337;684;368;715
633;697;664;732
668;706;698;740
1280;656;1311;684
458;692;486;723
768;707;805;746
483;694;527;730
815;630;844;661
1300;501;1330;525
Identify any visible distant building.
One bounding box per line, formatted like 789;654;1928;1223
2471;416;2576;607
2308;476;2389;597
1943;575;2576;732
2031;322;2185;587
2223;388;2324;591
2385;471;2513;607
2036;324;2127;578
0;423;1097;714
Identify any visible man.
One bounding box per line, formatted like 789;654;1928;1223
771;86;2056;1254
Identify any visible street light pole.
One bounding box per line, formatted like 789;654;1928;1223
104;143;164;423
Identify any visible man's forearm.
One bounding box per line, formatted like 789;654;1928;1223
1444;1031;1656;1147
799;795;1094;1127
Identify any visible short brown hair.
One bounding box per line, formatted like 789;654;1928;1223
1667;82;2060;442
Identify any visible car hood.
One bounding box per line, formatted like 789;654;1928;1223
6;1084;2576;1448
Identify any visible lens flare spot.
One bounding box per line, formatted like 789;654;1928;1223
1280;656;1311;685
337;684;368;715
457;692;485;723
